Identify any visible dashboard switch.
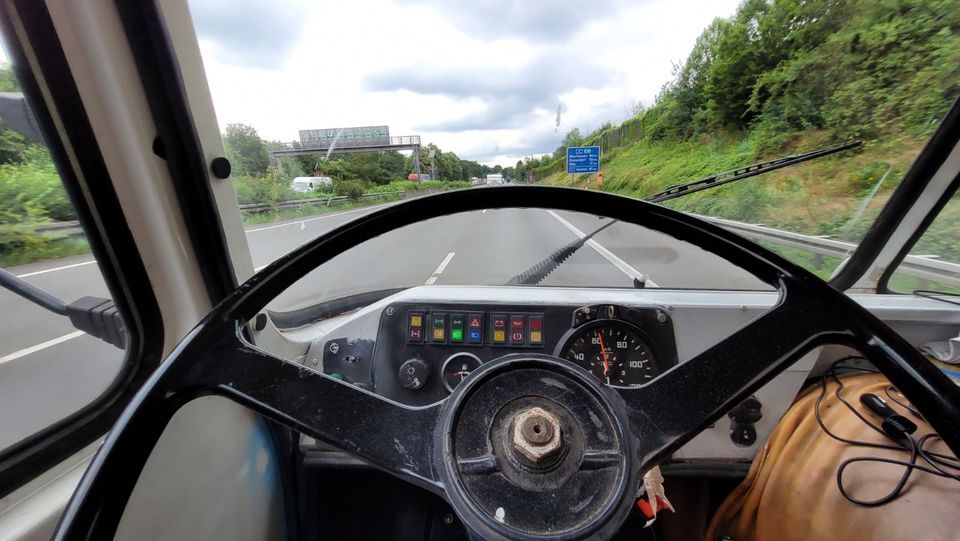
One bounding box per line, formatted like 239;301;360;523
467;313;483;344
450;314;464;343
398;358;430;391
431;312;447;343
528;315;543;345
510;315;526;344
491;314;507;344
407;312;424;343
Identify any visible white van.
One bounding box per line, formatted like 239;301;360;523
291;176;333;192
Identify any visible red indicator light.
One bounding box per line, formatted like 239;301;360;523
529;316;543;331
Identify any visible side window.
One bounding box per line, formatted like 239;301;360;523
886;191;960;294
0;63;126;451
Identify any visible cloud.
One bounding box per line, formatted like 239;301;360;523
396;0;630;42
365;52;618;131
189;0;310;69
188;0;743;165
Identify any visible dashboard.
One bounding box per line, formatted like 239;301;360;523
287;285;960;462
320;302;678;406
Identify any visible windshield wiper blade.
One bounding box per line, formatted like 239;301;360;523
506;219;617;286
505;141;861;287
644;140;862;204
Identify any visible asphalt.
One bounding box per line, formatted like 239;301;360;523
0;200;765;449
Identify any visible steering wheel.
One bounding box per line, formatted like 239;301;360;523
55;187;960;540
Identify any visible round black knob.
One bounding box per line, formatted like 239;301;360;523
398;358;430;390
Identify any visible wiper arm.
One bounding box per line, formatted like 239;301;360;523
644;141;861;203
506;141;861;287
506;219;617;286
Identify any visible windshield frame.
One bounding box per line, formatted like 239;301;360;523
0;1;164;498
827;97;960;292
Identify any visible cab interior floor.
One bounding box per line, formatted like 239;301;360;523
298;467;739;541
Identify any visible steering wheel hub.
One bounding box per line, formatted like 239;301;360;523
438;354;639;541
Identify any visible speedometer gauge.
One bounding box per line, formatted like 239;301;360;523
559;321;659;386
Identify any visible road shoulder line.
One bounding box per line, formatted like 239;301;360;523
0;330;86;365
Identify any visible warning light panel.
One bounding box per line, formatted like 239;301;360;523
403;309;543;347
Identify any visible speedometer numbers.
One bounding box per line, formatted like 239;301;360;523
561;322;658;387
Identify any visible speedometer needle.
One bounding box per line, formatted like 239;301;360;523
596;331;611;380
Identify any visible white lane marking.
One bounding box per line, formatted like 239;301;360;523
16;260;97;278
0;330;86;365
246;203;393;233
544;210;660;287
424;252;456;285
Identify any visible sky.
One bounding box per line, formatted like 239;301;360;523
188;0;741;166
122;1;744;167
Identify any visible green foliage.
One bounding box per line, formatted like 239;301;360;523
0;120;30;164
630;0;960;143
378;180;470;192
0;63;20;92
0;147;73;224
224;123;271;176
332;178;368;200
232;170;297;206
277;156;306;182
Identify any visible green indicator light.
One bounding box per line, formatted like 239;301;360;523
451;329;463;341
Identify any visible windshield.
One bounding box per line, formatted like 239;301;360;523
188;0;959;295
267;208;768;314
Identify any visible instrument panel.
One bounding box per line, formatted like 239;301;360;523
322;302;678;406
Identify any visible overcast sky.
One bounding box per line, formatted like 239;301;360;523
192;1;738;166
0;1;741;167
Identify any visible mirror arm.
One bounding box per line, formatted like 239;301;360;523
0;268;125;349
0;267;67;315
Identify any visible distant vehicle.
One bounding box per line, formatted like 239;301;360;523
486;173;504;185
291;176;332;192
407;173;431;181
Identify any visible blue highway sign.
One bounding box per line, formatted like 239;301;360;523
566;146;601;174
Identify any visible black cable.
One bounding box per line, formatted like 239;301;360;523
884;385;924;419
814;358;960;506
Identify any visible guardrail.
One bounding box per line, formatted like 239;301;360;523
19;191;405;236
238;191;403;213
17;204;960;287
700;215;960;288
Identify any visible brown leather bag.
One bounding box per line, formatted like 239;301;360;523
705;373;960;541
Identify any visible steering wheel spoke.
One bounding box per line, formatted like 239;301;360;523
196;334;444;491
620;290;844;467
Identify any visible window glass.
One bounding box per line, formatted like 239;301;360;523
887;191;960;294
0;63;126;450
187;0;959;287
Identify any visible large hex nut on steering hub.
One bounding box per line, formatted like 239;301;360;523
511;406;563;464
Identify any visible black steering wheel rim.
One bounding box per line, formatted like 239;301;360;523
55;186;960;540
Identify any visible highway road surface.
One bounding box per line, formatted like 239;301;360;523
0;199;765;449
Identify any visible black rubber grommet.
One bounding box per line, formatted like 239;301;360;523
211;156;231;179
